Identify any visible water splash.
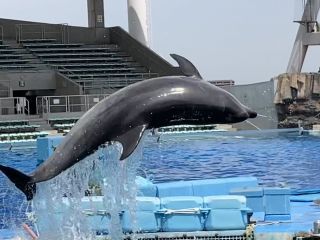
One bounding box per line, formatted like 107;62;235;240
0;186;30;238
100;141;142;239
32;152;98;240
257;114;268;118
257;114;278;123
245;120;261;130
31;140;143;240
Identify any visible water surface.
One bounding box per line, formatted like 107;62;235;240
1;132;320;229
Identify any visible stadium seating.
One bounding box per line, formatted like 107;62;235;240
19;38;57;44
48;117;79;126
0;120;47;142
21;40;158;93
0;43;36;70
48;117;78;133
0;38;158;92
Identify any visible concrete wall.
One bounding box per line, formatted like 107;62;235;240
223;80;278;130
0;70;56;92
109;27;181;76
68;27;109;44
0;18;109;44
55;72;83;96
0;114;30;121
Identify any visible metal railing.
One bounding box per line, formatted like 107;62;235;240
71;72;158;80
0;25;3;44
16;23;69;43
0;97;29;115
36;94;109;115
73;73;159;89
77;78;145;90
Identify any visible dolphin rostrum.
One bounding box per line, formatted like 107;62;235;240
0;54;257;200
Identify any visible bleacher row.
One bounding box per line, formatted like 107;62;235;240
0;118;78;142
0;38;158;92
48;117;78;133
0;43;37;70
0;120;47;141
22;39;157;91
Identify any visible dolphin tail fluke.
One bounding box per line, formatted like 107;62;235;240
0;165;36;200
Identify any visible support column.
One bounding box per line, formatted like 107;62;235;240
127;0;151;47
87;0;105;28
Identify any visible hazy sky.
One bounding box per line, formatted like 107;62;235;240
0;0;319;85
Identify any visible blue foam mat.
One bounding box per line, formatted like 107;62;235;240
0;229;16;239
255;201;320;233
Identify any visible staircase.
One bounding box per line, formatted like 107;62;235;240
28;116;52;131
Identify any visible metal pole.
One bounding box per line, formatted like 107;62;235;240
66;96;69;112
47;97;50;113
27;99;30;115
42;24;45;39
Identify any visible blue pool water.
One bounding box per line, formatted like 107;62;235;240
143;132;320;189
0;131;320;229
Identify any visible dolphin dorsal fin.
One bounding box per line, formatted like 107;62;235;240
170;53;203;79
114;124;147;160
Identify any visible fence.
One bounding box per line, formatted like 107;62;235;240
36;94;109;115
0;97;29;115
16;23;69;43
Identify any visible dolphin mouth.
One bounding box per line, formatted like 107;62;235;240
235;108;257;122
242;106;257;119
247;109;257;119
237;111;250;121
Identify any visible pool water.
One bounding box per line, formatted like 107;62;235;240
0;132;320;229
143;132;320;189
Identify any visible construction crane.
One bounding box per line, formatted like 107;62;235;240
287;0;320;73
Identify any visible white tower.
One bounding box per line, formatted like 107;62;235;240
127;0;151;47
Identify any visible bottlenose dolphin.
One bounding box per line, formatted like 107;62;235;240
0;54;257;200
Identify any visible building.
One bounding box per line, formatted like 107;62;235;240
209;80;235;87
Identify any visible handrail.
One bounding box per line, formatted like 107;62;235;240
16;23;69;43
25;99;30;115
0;25;3;44
16;24;43;43
70;72;158;80
60;23;70;44
36;94;109;115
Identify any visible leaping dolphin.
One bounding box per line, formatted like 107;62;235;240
0;54;257;200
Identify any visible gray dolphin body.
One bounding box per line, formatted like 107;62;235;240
0;54;256;200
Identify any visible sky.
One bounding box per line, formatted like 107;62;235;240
0;0;319;85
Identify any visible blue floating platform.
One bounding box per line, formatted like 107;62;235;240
0;229;16;239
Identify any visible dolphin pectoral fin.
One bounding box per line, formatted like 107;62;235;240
115;124;148;160
0;165;36;200
170;53;203;79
